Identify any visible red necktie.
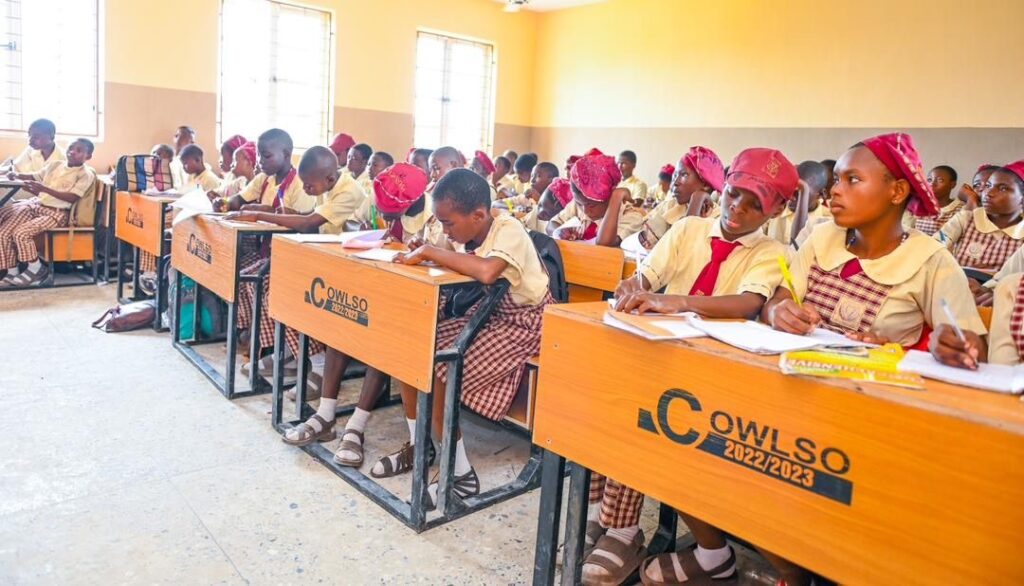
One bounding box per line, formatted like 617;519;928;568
688;237;742;296
581;221;598;241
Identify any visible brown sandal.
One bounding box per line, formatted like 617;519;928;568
557;520;605;567
638;546;737;586
581;530;646;586
369;441;436;478
281;414;336;447
333;429;364;467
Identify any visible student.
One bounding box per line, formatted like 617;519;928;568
151;144;175;164
502;162;560;231
638;146;725;250
935;161;1024;278
0;139;95;286
329;132;355;170
3;118;65;173
958;164;999;211
910;165;963;236
368;151;393;180
216;134;247;179
765;160;830;247
528;177;573;232
223;129;312;214
427;146;464;189
370;169;551;507
409;148;433;175
588;148;796;586
498;153;538;199
764;133;984;351
932;271;1017;368
616;150;648;206
470;150;497;199
170;125;196;190
502;149;518;170
179;145;222;192
282;163;432;468
210;141;257;200
546;149;644;246
645;163;674;206
493;155;513;191
344;143;374;197
226;146;365;377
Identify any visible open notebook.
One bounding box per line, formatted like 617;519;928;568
603;311;705;341
686;319;875;355
898;350;1024;394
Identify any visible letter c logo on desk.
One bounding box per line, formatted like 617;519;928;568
637;389;854;505
304;277;370;327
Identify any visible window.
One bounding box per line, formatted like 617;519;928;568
218;0;333;150
0;0;102;137
414;31;495;154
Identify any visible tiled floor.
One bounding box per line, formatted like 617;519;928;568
0;284;776;585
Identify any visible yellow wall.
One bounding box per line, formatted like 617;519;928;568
533;0;1024;128
107;0;537;125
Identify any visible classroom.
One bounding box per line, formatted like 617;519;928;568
2;0;1023;584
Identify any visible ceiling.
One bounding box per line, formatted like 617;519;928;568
492;0;607;12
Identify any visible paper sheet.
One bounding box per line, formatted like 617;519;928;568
352;248;403;262
606;298;690;317
341;229;387;249
619;232;649;260
689;319;874;355
291;233;345;243
603;312;704;341
170;187;212;226
898;350;1023;394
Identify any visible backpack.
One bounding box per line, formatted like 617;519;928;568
91;299;156;333
115;154;173;192
528;230;568;303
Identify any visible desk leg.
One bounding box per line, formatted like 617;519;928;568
648;503;679;556
172;270;183;345
249;278;263;394
562;463;591;586
131;246;141;301
224;299;238;398
294;333;308;407
409;390;433;531
116;240;125;301
271;322;286;428
533;450;567;586
436;356;464;516
153;255;166;331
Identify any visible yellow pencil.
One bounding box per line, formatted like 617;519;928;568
777;255;802;307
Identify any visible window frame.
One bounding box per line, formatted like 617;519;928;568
0;0;105;141
215;0;335;151
414;28;497;154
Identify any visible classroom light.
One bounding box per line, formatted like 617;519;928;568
504;0;529;13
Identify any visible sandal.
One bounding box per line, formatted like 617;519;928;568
638;546;737;586
333;429;364;467
426;467;481;510
557;520;605;567
281;414;336;447
370;440;436;479
581;531;646;586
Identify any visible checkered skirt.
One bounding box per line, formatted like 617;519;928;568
804;264;892;334
433;289;552;421
914;204;962;236
952;215;1024;272
1011;278;1024;363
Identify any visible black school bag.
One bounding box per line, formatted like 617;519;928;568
529;230;568;303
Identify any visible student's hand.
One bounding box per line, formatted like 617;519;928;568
614;276;645;300
22;180;43;195
958;184;980;209
616;292;685;315
405;235;426;250
686;190;711;217
930;324;984;369
224;211;259;223
553;226;579;241
205;190;220;202
240;203;273;213
768;298;820;335
394;245;434;265
5;170;16;181
211;198;230;212
845;331;890;345
973;285;995;307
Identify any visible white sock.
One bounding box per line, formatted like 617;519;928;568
26;260;41;271
335;407;369;463
284;398;336;441
694;544;734;578
453;438;471;476
605;526;640;545
406;418;417;444
587;503;601;522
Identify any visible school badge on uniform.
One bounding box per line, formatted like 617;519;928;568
831;296;867;331
966;241;986;258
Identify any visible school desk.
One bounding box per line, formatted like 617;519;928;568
267;235;538;532
0;180;23;207
114;191;177;329
532;302;1024;585
170;214;289;399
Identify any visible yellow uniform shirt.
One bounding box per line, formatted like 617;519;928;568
170;158;188;191
12;145;65;173
239;171;314;212
314;173;366;235
495;174;514;192
31;161;95;210
764;205;828;246
936;208;1024;260
345;169;373;200
520;205;546;233
454;214;549;306
617;175;648;204
987;274;1023;365
986;245;1024;289
215;174;249;198
647;184;669;203
188;168;222;192
552;200;645;243
641;216;784;297
788;222;986;346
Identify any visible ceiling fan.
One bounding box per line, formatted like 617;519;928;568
503;0;529;13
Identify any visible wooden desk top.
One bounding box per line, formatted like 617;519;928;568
546;303;1024;433
115;191;176;255
534;302;1024;584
